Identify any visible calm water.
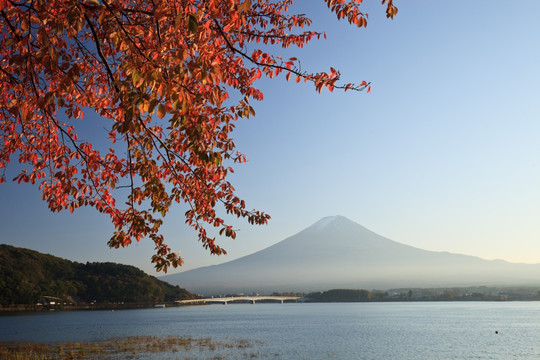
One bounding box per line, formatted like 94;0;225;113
2;302;540;359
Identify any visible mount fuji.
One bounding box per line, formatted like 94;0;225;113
161;216;540;295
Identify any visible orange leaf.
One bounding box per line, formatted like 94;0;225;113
238;0;251;13
157;104;166;119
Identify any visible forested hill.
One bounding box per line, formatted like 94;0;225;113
0;244;197;306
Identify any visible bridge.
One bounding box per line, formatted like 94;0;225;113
176;296;302;305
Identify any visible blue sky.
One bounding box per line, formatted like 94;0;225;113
2;1;540;274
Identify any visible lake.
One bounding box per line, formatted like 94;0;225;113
2;302;540;359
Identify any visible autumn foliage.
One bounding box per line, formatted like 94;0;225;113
0;0;397;271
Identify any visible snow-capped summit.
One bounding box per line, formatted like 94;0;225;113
307;215;343;231
303;215;360;233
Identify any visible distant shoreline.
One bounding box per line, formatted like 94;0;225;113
4;297;540;313
4;285;540;312
0;301;193;313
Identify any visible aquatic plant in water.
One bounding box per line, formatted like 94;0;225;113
0;335;262;359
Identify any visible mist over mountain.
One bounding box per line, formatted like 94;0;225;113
162;216;540;295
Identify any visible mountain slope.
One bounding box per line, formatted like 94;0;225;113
0;244;196;305
162;216;540;294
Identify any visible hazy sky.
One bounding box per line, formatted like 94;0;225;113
2;1;540;274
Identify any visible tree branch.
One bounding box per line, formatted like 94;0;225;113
212;19;368;92
84;11;120;92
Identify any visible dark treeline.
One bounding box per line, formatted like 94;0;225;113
0;244;197;306
306;286;540;302
307;289;370;302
